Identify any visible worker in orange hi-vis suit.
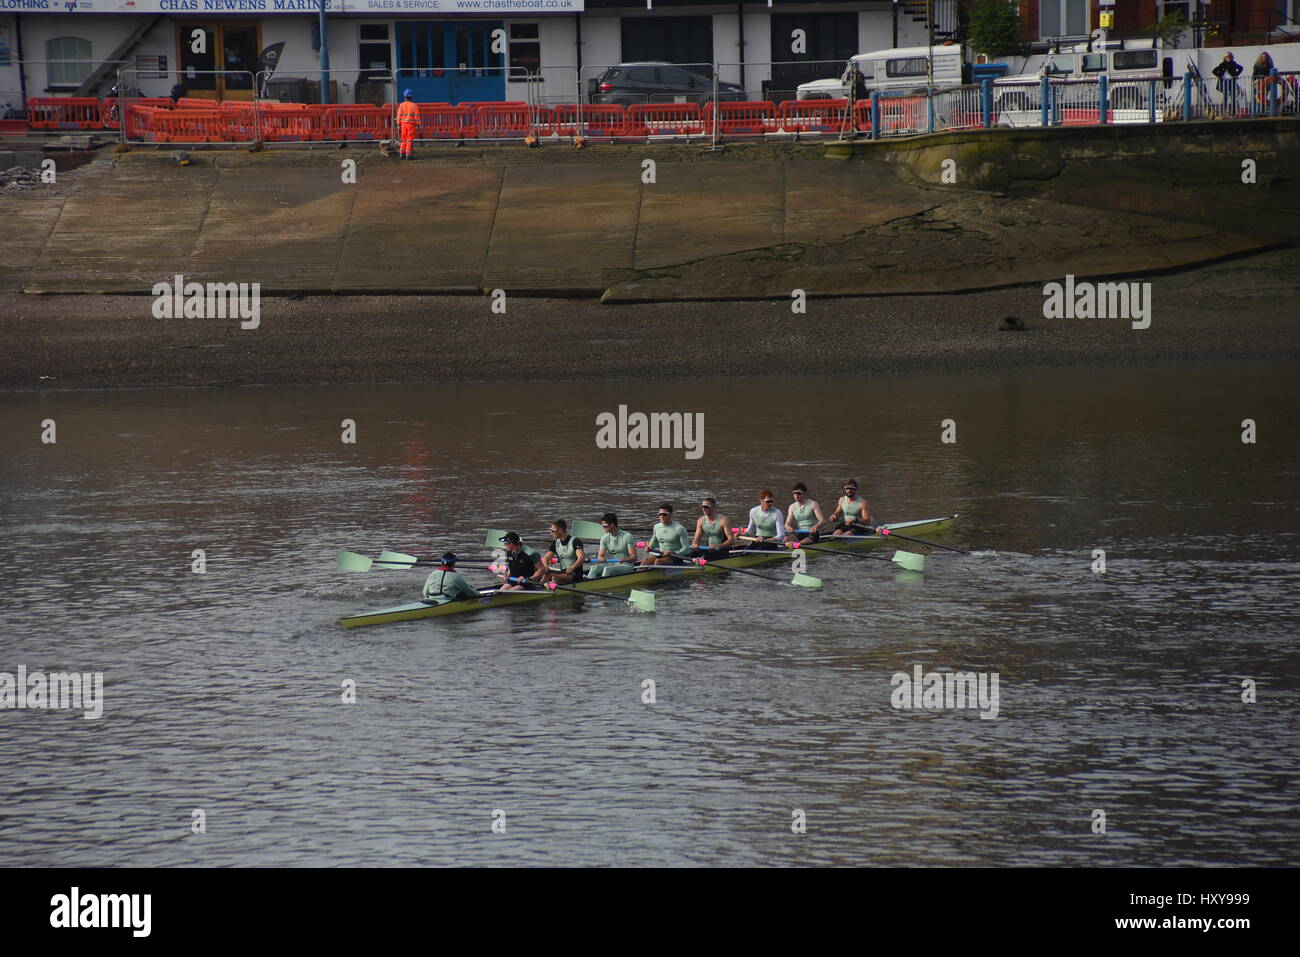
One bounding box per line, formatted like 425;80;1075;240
396;89;419;159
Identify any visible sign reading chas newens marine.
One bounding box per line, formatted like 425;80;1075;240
0;0;583;12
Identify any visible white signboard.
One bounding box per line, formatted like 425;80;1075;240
0;0;583;13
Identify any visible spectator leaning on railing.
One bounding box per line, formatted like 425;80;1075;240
1252;51;1276;108
1212;52;1244;113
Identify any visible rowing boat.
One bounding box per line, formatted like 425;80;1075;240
339;515;956;628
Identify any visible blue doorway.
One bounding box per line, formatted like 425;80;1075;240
396;21;506;104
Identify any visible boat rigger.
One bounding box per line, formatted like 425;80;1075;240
337;515;958;629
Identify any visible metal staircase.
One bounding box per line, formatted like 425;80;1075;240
75;15;163;96
897;0;960;42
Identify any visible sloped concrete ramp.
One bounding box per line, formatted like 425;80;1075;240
0;149;1277;299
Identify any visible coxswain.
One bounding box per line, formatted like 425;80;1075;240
742;489;786;549
541;519;586;584
592;512;638;577
785;482;826;546
828;479;875;535
497;531;542;590
691;497;736;560
421;552;483;603
641;503;691;566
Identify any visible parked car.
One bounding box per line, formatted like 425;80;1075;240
588;63;745;105
797;45;966;100
993;38;1172;125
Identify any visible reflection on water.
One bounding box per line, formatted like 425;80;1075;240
0;364;1297;865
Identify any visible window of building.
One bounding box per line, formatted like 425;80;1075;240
46;37;93;88
1039;0;1089;40
1280;0;1300;27
508;22;540;80
621;16;712;68
359;23;392;81
1160;0;1192;22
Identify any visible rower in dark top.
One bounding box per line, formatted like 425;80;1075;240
422;552;482;603
541;519;586;585
498;531;542;590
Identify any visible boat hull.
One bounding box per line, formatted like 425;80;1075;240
339;515;956;628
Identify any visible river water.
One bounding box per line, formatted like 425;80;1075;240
1;364;1297;866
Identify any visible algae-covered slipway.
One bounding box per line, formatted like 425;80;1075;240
3;118;1297;302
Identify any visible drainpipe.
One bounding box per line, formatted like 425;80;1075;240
892;0;898;49
319;2;331;105
15;14;27;106
737;2;745;91
576;12;582;74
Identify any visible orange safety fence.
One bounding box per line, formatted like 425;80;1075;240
104;97;173;130
548;104;627;137
27;97;104;130
322;106;391;140
219;102;259;141
416;103;476;139
473;103;533;138
625;102;705;136
259;103;324;141
702;101;779;135
777;99;852;134
135;108;226;143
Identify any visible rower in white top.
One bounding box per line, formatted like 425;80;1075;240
742;488;787;550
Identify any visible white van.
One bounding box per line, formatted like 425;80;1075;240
797;45;965;100
993;38;1172;126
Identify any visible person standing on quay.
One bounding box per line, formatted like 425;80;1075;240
396;89;419;159
1212;52;1243;114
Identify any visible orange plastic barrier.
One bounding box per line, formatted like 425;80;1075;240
219;103;258;141
176;97;224;110
625;102;704;136
259;103;324;141
876;95;927;134
702;101;778;135
416;103;476;139
152;109;226;143
549;104;626;137
27;97;103;130
777;99;851;134
104;97;172;130
321;106;391;140
473;103;533;138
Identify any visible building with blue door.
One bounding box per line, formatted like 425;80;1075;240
1;1;959;113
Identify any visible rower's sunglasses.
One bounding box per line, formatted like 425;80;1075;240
762;499;774;503
658;512;671;517
792;491;805;495
700;504;714;510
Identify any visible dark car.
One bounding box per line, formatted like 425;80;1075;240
588;62;745;105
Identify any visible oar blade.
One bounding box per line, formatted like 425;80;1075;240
377;550;419;567
892;550;925;572
792;573;823;589
484;529;508;549
628;589;656;613
573;519;605;540
336;550;374;572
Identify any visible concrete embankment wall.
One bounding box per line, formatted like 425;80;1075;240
853;118;1300;242
1;123;1294;301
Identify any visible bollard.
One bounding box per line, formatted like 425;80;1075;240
1182;71;1193;121
981;78;992;129
1040;75;1051;127
1098;74;1109;125
870;91;880;141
